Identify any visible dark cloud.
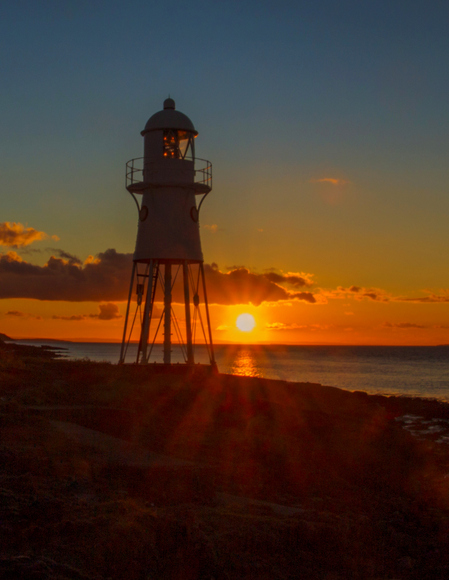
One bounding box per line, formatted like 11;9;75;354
0;251;319;306
4;248;449;310
94;303;121;320
401;294;449;303
0;249;133;301
5;309;41;320
202;264;317;306
53;303;121;321
264;272;312;288
334;286;390;302
52;314;86;321
362;291;387;301
47;249;83;265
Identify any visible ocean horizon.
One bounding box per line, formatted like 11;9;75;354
13;339;449;402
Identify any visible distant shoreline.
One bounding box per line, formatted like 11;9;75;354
6;337;449;347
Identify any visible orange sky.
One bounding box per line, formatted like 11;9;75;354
1;238;448;346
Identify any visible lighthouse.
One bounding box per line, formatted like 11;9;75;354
119;98;216;369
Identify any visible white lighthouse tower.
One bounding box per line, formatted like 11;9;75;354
119;98;216;370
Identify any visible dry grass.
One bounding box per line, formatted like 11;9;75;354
1;343;449;578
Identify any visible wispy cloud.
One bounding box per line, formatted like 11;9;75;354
399;291;449;303
382;322;427;329
325;286;392;302
52;303;121;321
0;222;59;248
203;224;218;233
265;322;307;330
266;322;331;331
52;314;86;321
47;249;83;265
309;177;351;205
309;177;350;186
5;310;41;320
5;310;25;317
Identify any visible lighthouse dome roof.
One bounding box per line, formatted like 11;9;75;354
141;98;197;136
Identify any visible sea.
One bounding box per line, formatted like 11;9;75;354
15;341;449;402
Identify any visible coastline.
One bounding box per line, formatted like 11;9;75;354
5;339;449;401
1;341;449;577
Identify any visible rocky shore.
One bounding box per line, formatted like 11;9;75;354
1;341;449;579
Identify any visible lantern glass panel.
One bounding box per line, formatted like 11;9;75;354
178;131;193;159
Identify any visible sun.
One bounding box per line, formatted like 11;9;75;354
236;313;256;332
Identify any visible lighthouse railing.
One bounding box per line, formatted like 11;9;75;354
126;157;212;192
194;158;212;191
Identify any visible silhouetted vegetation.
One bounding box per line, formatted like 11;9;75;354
1;343;449;578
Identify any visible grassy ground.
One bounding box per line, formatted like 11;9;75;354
1;341;449;579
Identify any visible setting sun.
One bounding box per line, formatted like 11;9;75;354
236;313;256;332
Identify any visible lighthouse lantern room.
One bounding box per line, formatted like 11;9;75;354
119;98;216;369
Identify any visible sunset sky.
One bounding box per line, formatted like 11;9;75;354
1;0;449;345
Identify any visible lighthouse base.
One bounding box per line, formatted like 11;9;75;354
119;259;216;368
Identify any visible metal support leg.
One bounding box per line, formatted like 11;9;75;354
164;262;172;364
119;261;136;364
183;261;194;364
140;261;154;364
200;262;216;366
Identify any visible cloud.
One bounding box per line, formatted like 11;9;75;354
329;286;391;302
6;248;448;311
309;178;349;186
0;250;323;306
5;310;41;320
400;292;449;303
266;322;331;331
309;177;351;205
94;303;121;320
52;303;121;321
0;222;59;247
264;271;313;288
203;264;318;306
362;291;387;301
265;322;307;330
323;285;449;306
0;249;132;301
47;249;83;265
52;314;86;321
382;322;427;329
203;224;218;233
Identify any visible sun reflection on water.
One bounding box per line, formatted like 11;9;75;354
231;348;262;377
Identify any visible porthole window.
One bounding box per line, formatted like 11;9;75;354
190;206;198;222
139;205;148;222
